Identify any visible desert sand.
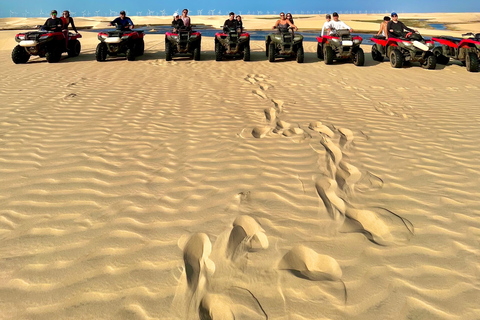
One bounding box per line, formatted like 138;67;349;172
0;14;479;320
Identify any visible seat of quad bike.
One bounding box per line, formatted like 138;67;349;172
335;29;351;37
372;35;386;40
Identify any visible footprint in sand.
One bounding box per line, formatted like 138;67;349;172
336;161;362;193
314;177;346;222
199;293;235;320
252;89;268;100
179;233;216;293
63;93;77;100
309;122;334;138
278;245;346;303
264;107;276;122
252;126;271;139
338;128;354;148
321;137;343;166
271;99;284;113
226;215;269;261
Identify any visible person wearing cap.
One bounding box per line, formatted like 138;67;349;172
171;13;185;33
387;12;416;38
321;14;332;37
42;10;64;32
327;12;353;35
376;16;390;37
223;12;238;32
109;10;134;30
181;9;191;30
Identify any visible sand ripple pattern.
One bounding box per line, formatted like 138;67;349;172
0;39;479;319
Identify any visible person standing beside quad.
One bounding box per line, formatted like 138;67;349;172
109;10;134;30
387;12;416;38
43;10;64;32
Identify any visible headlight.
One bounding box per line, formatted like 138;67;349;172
404;42;412;46
331;38;340;43
190;34;197;39
101;34;107;39
353;39;360;45
39;35;50;40
427;42;434;48
17;35;25;40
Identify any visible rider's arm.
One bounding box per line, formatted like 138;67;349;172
287;20;298;31
127;18;134;29
400;22;414;33
273;20;280;29
70;17;78;33
109;18;119;26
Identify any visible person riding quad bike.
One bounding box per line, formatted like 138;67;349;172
165;13;201;61
266;12;304;63
371;13;436;69
12;10;82;64
432;32;480;72
215;12;250;61
95;10;145;61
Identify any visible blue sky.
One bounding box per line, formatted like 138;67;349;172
1;0;479;17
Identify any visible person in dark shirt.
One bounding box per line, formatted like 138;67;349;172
172;13;185;32
61;10;78;33
286;13;294;25
109;10;134;30
236;15;243;32
223;12;238;32
387;12;416;38
42;10;63;32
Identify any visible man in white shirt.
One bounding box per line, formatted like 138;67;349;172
321;14;332;37
328;12;353;35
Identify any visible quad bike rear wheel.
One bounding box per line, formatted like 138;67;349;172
12;45;30;64
68;39;81;57
371;44;383;62
95;43;107;61
296;46;304;63
433;46;449;65
137;39;145;56
390;49;403;68
243;44;250;61
46;48;62;63
353;48;365;66
324;46;334;64
268;42;275;62
317;43;324;59
165;41;172;61
194;45;200;61
215;41;222;61
421;52;437;70
466;52;479;72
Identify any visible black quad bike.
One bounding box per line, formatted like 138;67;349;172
214;27;250;61
165;29;202;61
265;27;304;63
316;29;364;66
432;33;480;72
12;30;82;64
96;25;145;61
371;31;436;69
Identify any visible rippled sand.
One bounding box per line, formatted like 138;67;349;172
0;30;479;319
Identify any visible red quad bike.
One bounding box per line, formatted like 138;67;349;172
316;29;364;66
165;29;202;61
371;32;436;69
214;27;250;61
432;33;480;72
96;25;145;62
12;30;82;64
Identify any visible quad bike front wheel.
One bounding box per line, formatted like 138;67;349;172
317;43;324;59
324;46;334;64
126;47;136;61
243;44;250;61
433;46;449;65
215;41;222;61
296;46;304;63
353;48;365;66
12;45;30;64
68;40;81;57
165;41;172;61
194;45;200;61
46;48;62;63
466;52;479;72
421;52;437;70
268;43;275;62
371;44;383;62
390;49;403;68
95;43;107;61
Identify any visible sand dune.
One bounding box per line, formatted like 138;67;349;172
0;21;479;320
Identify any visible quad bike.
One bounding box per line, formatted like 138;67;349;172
215;27;250;61
265;27;304;63
12;29;82;64
96;24;145;61
371;31;436;69
432;32;480;72
165;28;201;61
316;29;364;66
